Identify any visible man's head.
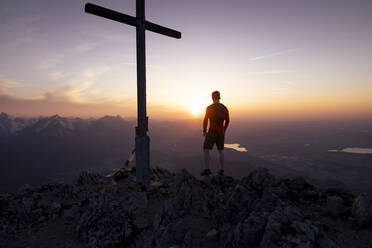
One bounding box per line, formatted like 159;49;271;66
212;91;221;103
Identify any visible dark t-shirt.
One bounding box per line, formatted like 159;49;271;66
203;103;229;134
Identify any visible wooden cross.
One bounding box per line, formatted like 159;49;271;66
85;1;181;185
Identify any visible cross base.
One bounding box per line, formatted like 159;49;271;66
135;134;150;185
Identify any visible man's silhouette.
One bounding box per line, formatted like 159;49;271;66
201;91;229;176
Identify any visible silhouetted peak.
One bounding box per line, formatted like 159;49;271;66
0;112;9;120
33;114;76;133
50;114;61;120
99;115;123;121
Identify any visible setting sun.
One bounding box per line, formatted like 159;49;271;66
188;95;205;117
190;102;203;116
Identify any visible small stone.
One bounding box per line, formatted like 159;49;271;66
318;236;340;248
63;208;78;220
37;216;46;223
184;231;192;245
233;213;266;246
134;215;149;229
326;196;344;217
206;229;218;241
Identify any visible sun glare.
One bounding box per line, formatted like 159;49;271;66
188;95;204;117
190;103;202;116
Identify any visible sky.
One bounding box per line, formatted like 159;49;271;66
0;0;371;121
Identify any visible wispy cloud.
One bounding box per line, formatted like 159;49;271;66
47;71;64;81
246;70;293;75
41;66;111;103
0;92;135;118
72;42;96;53
249;49;296;61
0;75;23;94
37;54;64;69
271;81;296;95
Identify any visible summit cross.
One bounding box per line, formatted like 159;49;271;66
84;1;181;185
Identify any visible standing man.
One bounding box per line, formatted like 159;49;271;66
201;91;230;176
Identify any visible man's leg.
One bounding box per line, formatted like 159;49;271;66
218;149;224;170
203;132;213;174
204;149;211;169
216;133;225;171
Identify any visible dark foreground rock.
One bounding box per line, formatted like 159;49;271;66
1;167;371;248
352;193;372;227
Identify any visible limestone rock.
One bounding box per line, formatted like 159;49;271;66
0;167;366;248
352;193;372;227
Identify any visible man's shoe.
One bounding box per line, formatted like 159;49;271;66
200;169;211;176
217;169;224;176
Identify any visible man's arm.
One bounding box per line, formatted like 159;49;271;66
203;107;209;135
224;108;230;132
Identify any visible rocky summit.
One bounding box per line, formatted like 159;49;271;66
1;168;372;248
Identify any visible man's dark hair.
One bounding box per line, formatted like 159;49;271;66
212;91;220;100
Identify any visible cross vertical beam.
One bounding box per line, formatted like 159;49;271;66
135;0;150;185
84;0;181;186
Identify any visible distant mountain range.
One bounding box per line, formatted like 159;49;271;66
0;112;39;136
0;112;135;193
0;112;131;137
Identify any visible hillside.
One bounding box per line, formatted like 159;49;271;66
1;167;371;248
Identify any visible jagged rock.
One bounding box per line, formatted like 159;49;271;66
260;207;319;248
206;228;218;241
184;231;193;246
283;205;304;222
318;236;340;248
230;213;266;247
352;193;372;227
241;168;275;191
62;207;79;220
325;195;344;217
224;184;258;223
158;219;189;247
260;210;283;248
0;167;368;248
133;215;149;229
174;169;199;188
291;220;319;243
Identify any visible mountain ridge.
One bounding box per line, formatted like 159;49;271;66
1;167;371;248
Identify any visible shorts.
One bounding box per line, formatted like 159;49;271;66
203;132;225;150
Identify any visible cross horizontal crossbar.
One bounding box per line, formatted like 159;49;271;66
85;3;181;39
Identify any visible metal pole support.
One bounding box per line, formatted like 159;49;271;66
135;132;150;185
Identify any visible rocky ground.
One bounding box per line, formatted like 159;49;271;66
1;167;372;248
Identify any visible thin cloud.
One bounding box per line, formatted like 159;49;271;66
37;54;64;69
0;89;136;118
246;70;293;75
0;90;185;119
249;49;296;61
72;42;96;53
47;71;64;81
0;75;23;94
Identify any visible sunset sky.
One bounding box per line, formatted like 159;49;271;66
0;0;371;120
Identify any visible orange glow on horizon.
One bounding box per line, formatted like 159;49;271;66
2;89;371;121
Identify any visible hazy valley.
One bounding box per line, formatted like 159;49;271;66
1;112;372;194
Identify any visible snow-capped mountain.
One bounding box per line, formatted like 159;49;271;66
24;114;83;138
0;112;38;136
34;115;76;133
0;113;129;138
0;113;134;193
